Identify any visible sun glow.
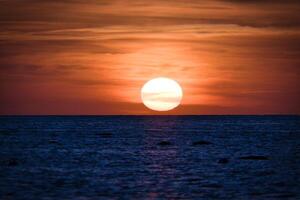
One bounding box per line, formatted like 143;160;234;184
141;77;183;111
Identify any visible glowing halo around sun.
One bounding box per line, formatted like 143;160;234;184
141;77;183;111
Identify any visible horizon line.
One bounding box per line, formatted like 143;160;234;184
0;114;299;117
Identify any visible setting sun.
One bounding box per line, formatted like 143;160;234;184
141;77;183;111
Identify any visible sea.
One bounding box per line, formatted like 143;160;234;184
0;116;299;199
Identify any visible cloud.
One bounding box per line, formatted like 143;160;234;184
1;0;300;29
0;0;299;114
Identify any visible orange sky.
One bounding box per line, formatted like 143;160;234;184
0;0;300;114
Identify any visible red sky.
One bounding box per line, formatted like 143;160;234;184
0;0;300;115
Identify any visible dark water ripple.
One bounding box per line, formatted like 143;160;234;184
0;116;299;199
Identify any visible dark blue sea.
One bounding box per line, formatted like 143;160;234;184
0;116;299;199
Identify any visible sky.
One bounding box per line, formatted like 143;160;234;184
0;0;300;115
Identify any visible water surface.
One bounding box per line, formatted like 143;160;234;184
0;116;299;199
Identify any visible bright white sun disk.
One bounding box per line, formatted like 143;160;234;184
141;77;183;111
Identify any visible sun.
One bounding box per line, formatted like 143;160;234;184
141;77;183;111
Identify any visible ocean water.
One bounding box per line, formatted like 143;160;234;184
0;116;299;200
